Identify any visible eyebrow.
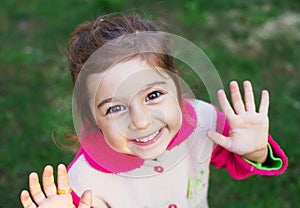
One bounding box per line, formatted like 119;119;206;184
97;81;167;108
144;81;167;90
97;97;116;109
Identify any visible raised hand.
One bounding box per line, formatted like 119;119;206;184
20;164;92;208
208;81;269;163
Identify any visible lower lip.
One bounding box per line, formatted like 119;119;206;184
131;128;164;147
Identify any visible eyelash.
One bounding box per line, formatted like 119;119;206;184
145;90;163;102
106;105;126;115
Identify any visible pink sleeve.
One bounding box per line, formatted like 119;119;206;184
210;108;288;180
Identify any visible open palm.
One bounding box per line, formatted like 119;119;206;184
208;81;269;163
20;164;92;208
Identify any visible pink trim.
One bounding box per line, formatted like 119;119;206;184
70;190;94;208
67;150;83;207
81;131;144;173
267;135;288;173
71;190;80;207
237;135;288;176
67;149;84;171
167;99;197;149
68;157;94;208
76;99;197;173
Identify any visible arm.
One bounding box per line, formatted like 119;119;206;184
20;164;92;208
208;81;288;179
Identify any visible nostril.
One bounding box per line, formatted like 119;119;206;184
129;115;152;130
130;115;152;130
128;104;152;130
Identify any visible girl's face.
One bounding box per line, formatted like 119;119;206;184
87;58;182;160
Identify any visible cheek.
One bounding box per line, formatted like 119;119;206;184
164;99;182;131
97;118;127;148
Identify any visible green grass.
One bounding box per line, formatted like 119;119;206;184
1;0;299;207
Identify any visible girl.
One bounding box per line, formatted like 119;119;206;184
20;14;288;208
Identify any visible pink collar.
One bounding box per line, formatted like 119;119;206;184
80;100;197;173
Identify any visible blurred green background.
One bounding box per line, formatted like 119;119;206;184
1;0;299;207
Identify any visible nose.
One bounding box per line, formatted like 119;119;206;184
128;101;151;130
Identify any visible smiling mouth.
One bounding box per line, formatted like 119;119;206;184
131;128;163;145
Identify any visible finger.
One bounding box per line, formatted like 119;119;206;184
78;190;92;208
230;81;245;114
57;164;71;194
42;165;57;197
217;89;235;117
20;190;37;208
243;80;256;112
207;131;232;152
29;172;46;205
259;90;269;115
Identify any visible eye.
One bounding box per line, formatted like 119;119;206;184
146;91;162;102
106;105;126;115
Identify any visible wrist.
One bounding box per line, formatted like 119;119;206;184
243;146;268;163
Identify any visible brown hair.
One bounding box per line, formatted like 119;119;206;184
68;14;161;84
67;14;181;139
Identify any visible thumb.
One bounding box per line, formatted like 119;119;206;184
78;190;92;208
207;131;232;152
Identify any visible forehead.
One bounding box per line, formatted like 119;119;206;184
87;58;173;99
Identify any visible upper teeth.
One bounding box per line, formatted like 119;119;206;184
134;131;159;143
